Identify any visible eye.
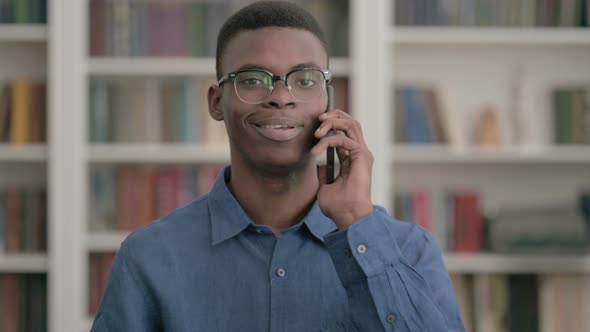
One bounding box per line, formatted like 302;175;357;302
239;77;264;86
297;78;317;88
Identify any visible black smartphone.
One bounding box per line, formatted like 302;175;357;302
326;85;335;184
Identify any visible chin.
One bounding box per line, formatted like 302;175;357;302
250;149;313;176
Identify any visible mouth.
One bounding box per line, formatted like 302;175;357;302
251;120;304;142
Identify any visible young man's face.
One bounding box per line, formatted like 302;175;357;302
210;27;329;173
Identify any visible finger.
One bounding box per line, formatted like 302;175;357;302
311;132;361;157
320;109;351;120
317;165;328;185
336;146;349;164
315;118;365;145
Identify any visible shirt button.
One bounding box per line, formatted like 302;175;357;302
357;244;367;254
276;268;286;277
386;314;396;323
343;248;352;257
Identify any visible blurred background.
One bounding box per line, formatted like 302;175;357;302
1;0;590;331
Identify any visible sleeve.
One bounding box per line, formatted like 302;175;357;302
90;243;161;332
323;206;466;332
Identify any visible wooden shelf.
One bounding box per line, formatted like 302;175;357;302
0;25;47;41
87;143;230;163
87;57;350;77
0;144;48;162
391;27;590;45
0;254;48;273
445;253;590;273
392;144;590;163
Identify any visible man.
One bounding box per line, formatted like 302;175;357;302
91;2;465;331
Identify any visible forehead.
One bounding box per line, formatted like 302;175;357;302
222;27;328;74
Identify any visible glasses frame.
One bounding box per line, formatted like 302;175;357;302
218;68;333;104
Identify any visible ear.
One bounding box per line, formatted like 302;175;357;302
208;84;224;121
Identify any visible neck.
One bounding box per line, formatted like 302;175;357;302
228;158;319;237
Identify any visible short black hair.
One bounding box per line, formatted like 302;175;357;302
215;1;328;80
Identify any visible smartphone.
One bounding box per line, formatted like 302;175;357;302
326;85;335;184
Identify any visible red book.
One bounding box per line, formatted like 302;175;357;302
156;167;182;218
453;191;483;253
115;166;134;231
413;190;433;232
0;274;19;332
100;253;116;300
89;0;107;56
136;166;158;228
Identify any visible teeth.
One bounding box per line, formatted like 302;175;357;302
261;125;291;129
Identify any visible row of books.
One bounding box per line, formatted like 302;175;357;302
395;0;590;27
88;253;115;316
454;273;590;332
89;0;348;57
395;190;590;254
89;164;224;232
0;0;46;24
89;78;349;144
0;81;47;144
394;190;482;252
90;78;226;144
0;273;47;332
0;190;47;254
552;87;590;144
394;85;448;144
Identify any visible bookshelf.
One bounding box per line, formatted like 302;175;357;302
390;0;590;330
0;25;47;41
10;0;587;330
0;254;48;273
0;144;47;161
0;1;51;331
392;27;590;45
88;57;350;76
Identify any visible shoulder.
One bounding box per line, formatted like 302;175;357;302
120;195;211;260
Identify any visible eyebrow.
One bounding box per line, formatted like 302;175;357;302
234;62;324;73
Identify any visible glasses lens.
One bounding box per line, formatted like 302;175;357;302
287;69;325;102
234;71;273;104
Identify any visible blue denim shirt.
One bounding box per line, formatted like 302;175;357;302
91;166;465;332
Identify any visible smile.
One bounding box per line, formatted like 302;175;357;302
253;123;304;142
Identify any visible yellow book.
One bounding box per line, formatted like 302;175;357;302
10;80;32;144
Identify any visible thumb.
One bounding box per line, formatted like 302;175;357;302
317;164;327;185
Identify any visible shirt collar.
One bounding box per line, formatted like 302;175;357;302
208;166;338;246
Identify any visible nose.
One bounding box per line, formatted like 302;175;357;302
265;80;295;109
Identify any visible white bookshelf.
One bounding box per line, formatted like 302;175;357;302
392;27;590;45
87;143;230;163
0;254;49;273
0;6;54;332
444;253;590;274
85;232;127;252
88;56;351;77
0;144;48;162
0;24;47;41
392;144;590;163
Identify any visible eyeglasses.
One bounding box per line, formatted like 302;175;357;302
218;68;332;104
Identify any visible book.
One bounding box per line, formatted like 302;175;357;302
10;80;31;144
